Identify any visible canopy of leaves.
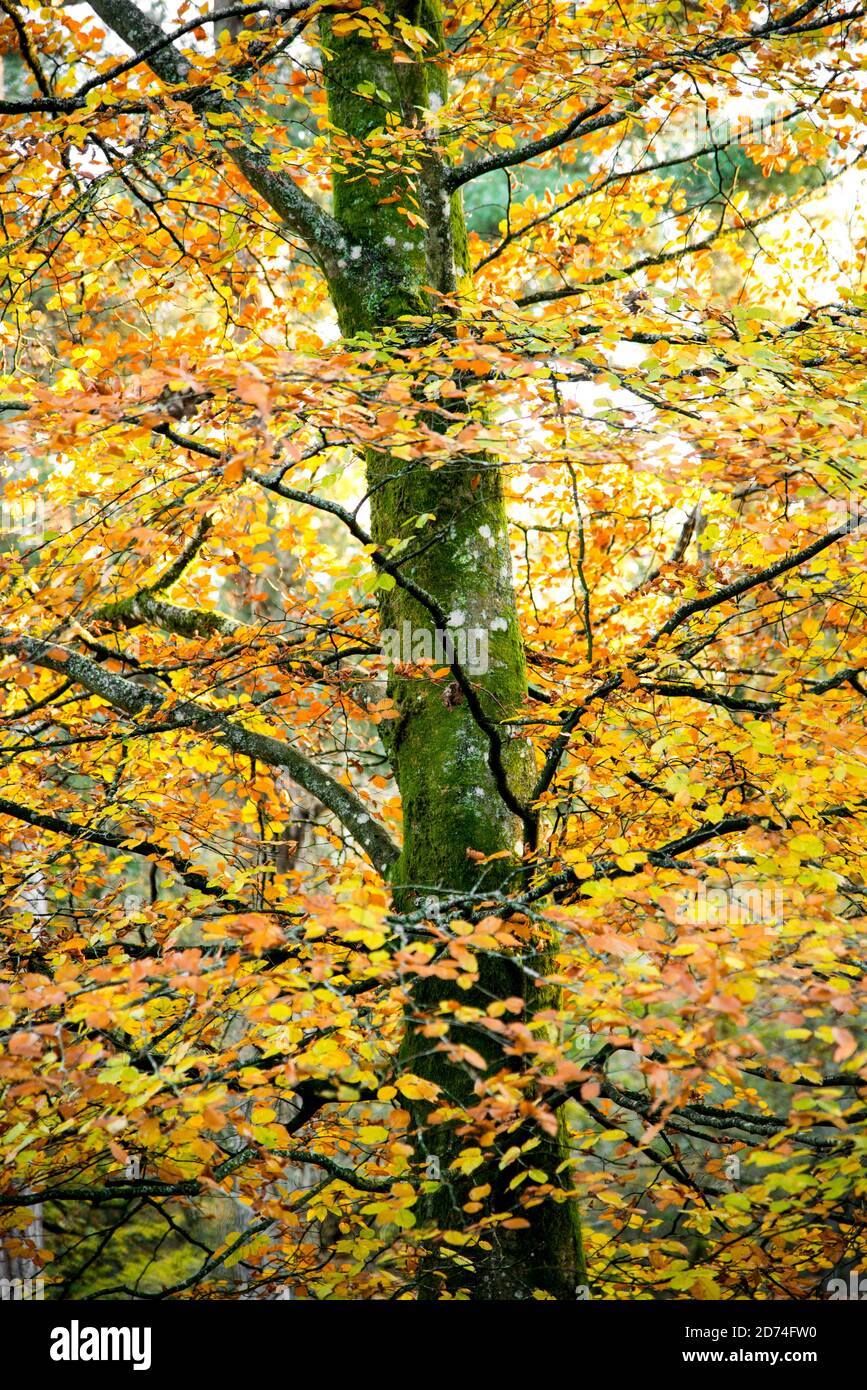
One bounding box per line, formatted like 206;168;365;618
0;0;866;1300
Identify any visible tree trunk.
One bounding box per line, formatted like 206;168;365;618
86;0;584;1302
322;3;584;1300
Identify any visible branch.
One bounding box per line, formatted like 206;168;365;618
654;515;863;640
0;0;51;96
0;795;246;905
640;681;778;715
0;1181;201;1208
639;670;866;714
87;0;354;283
528;800;867;908
533;516;862;801
0;627;399;877
0;1144;390;1209
446;101;621;193
281;1147;391;1192
254;471;537;844
518;146;867;307
475;104;812;271
78;4;317;102
94;591;240;639
448;0;860;193
93;514;243;637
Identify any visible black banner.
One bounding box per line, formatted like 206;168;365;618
5;1295;862;1379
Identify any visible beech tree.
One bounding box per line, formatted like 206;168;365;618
0;0;865;1300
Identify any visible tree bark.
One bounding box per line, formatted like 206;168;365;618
321;2;584;1299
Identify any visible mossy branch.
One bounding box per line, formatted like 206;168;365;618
93;513;241;638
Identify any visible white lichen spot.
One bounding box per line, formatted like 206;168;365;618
350;245;362;261
490;616;508;632
447;609;465;627
384;235;396;247
478;524;495;547
429;92;443;113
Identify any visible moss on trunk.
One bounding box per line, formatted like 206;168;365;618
320;1;585;1299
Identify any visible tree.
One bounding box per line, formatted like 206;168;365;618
0;0;865;1301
